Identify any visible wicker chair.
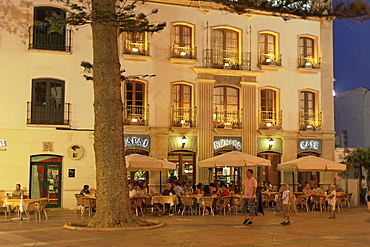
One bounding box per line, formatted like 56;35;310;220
74;194;84;214
215;196;231;215
311;195;326;212
179;196;195;215
201;197;214;216
81;197;96;217
0;206;9;219
343;193;353;208
295;195;310;212
230;196;241;214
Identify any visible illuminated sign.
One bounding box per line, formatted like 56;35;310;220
124;136;149;148
214;138;241;151
297;139;322;154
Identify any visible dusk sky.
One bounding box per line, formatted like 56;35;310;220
333;17;370;93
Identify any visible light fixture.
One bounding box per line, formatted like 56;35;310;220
305;62;312;67
266;58;271;63
181;136;187;148
180;51;187;56
266;122;272;127
132;47;139;52
268;138;274;150
224;62;230;67
131;118;138;122
180;120;185;124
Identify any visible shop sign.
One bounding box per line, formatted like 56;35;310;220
297;139;322;154
67;144;84;160
214;138;241;151
124;136;149;148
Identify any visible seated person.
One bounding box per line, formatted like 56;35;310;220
302;184;312;195
203;185;213;197
174;182;185;196
311;183;323;194
12;184;24;198
128;183;137;198
160;183;176;215
219;183;231;197
193;183;204;194
136;184;151;198
80;185;91;196
183;182;193;195
336;184;344;193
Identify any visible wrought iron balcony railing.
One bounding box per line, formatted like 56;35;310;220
213;108;242;129
258;53;282;66
204;49;251;71
258;110;282;130
28;26;72;52
124;105;148;126
171;46;197;59
170;106;196;127
298;56;321;69
123;41;149;56
299;111;322;131
27;101;71;125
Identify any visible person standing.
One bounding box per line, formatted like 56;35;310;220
241;169;257;225
328;184;337;219
281;184;292;226
360;176;367;205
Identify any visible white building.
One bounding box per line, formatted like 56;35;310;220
0;0;335;209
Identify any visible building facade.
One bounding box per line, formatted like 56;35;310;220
0;0;335;209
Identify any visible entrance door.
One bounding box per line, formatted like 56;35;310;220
30;155;62;208
257;153;281;187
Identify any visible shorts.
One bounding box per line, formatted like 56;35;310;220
329;202;336;211
241;198;254;215
283;204;290;218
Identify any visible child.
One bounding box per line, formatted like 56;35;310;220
367;191;370;212
328;184;336;218
281;184;292;226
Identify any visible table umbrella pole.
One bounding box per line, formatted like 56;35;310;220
160;171;162;192
292;171;295;192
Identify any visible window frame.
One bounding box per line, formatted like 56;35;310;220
172;83;193;109
213;85;240;111
124;80;146;106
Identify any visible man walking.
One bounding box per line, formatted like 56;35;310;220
241;169;257;225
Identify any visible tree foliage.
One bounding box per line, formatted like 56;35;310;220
344;147;370;172
207;0;370;23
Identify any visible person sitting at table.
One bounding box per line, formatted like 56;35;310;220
312;183;323;194
174;181;185;196
184;181;193;195
12;184;24;198
136;183;151;198
80;185;91;196
128;183;137;198
161;183;176;215
209;183;217;194
302;184;312;195
219;183;231;197
193;183;204;194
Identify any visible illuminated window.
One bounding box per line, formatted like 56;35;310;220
122;32;148;55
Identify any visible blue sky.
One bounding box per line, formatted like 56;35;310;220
334;17;370;93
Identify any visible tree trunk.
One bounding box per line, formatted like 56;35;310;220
88;0;138;228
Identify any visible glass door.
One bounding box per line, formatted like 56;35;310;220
30;155;62;208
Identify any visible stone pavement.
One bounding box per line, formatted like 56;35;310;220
0;206;369;247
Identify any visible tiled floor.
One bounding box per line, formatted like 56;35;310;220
0;206;369;247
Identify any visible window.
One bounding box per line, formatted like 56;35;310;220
213;86;240;128
171;84;195;127
124;81;147;125
30;7;71;51
172;24;195;58
122;32;148;56
211;28;239;69
258;32;281;66
29;79;69;125
300;91;320;130
298;36;320;69
260;89;281;129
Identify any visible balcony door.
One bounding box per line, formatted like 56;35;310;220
31;79;65;125
299;37;314;58
214;86;239;128
33;7;66;51
260;89;277;128
300;91;315;116
124;81;145;124
212;29;239;68
173;25;193;58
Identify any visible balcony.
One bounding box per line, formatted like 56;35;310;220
122;42;150;61
27;101;71;125
213;108;242;129
124;105;148;126
170;46;197;65
258;53;282;71
258;110;282;130
298;56;321;73
299;111;322;131
28;26;72;52
170;106;196;128
204;49;251;71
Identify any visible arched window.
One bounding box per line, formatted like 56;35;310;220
171;83;195;127
300;91;320;130
124;81;147;125
258;32;280;66
122;32;148;55
260;89;281;129
298;36;319;69
213;86;240;128
211;28;240;69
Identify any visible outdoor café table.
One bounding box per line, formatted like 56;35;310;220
3;198;35;220
151;195;177;212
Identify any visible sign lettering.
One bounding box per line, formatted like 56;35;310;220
125;136;149;148
214;139;241;151
299;140;319;150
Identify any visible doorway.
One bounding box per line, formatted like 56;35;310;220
257;152;281;188
30;155;62;208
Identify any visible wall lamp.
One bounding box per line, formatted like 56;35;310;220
181;136;187;148
268;138;274;150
